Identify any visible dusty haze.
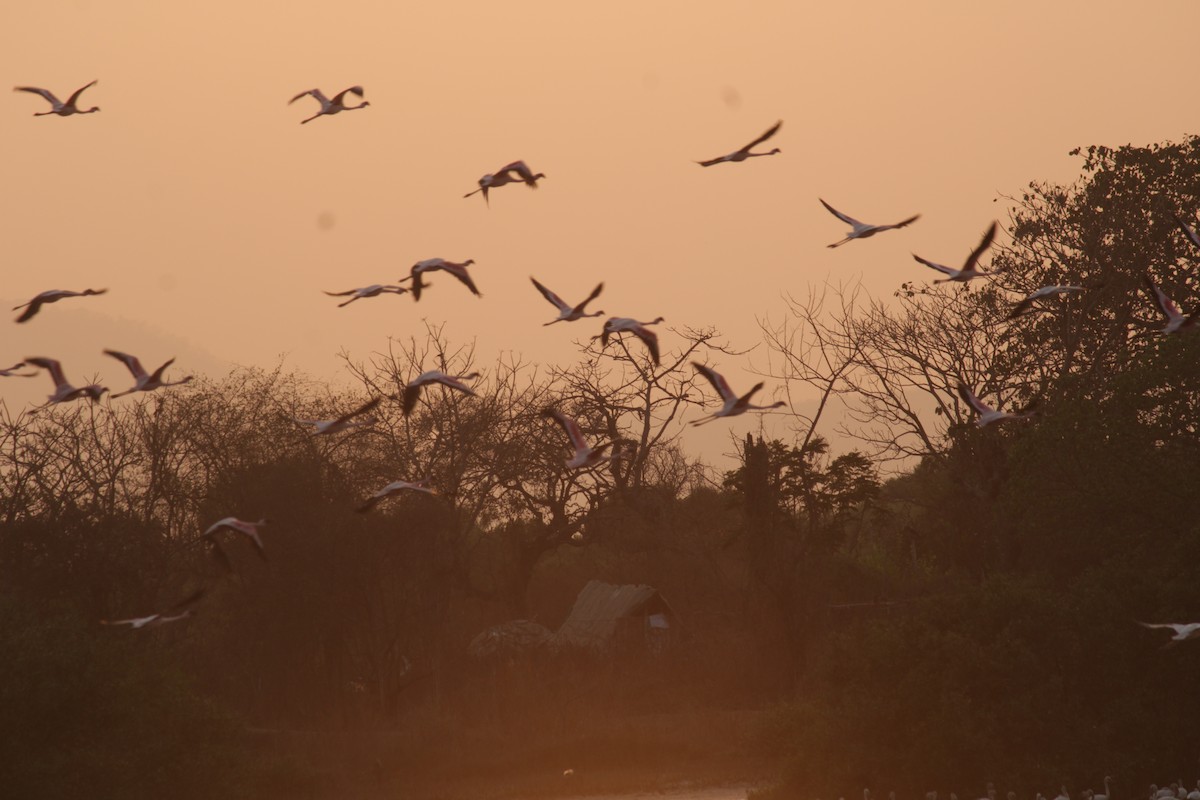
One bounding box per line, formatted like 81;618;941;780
3;0;1196;461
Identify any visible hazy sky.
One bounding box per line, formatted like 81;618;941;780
3;1;1197;464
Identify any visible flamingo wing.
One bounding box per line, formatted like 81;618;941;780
103;349;148;380
331;85;365;105
957;384;995;416
962;221;998;273
1174;213;1200;250
25;356;67;387
819;198;862;227
13;86;61;106
913;254;957;277
692;362;736;403
531;277;571;313
542;408;587;451
1145;275;1181;320
739;119;782;152
65;79;98;107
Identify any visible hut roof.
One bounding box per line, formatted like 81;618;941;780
554;580;673;650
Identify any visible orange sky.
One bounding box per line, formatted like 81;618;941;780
3;1;1197;466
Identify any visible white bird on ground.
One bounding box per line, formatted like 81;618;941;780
14;80;100;116
25;357;107;411
1008;285;1087;319
1093;776;1113;800
100;589;205;630
696;120;782;167
400;371;480;416
1186;781;1200;800
600;317;664;366
1144;275;1200;334
288;86;369;124
356;478;436;513
13;288;108;323
463;160;545;206
1055;787;1070;800
0;362;36;377
690;363;786;426
957;383;1037;427
1175;212;1200;250
531;278;604;325
293;396;380;435
405;258;478;301
1138;620;1200;648
820;199;920;248
541;408;611;470
912;222;998;283
104;350;193;398
204;517;270;572
324;284;408;307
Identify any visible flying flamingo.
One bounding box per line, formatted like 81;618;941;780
531;278;604;324
204;517;270;572
1138;621;1200;648
404;258;478;301
696;120;782;166
541;408;611;469
104;350;193;398
14;80;100;116
293;396;380;435
324;284;408;307
820;199;920;248
289;86;369;124
912;222;998;283
1008;285;1086;319
356;478;436;513
463;160;545;206
600;317;664;366
690;363;787;426
13;288;107;323
957;383;1037;427
25;356;107;412
1144;275;1200;334
100;589;206;630
400;371;479;416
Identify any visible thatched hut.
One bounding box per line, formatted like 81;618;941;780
553;580;677;655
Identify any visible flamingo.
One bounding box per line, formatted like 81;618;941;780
696;120;782;166
1186;782;1200;800
203;517;270;571
957;383;1037;427
1055;788;1070;800
25;357;107;411
100;589;205;630
1174;212;1200;250
289;86;369;124
0;362;36;377
293;396;380;435
104;350;193;398
1008;285;1086;319
14;80;100;116
324;284;408;307
1138;620;1200;648
531;278;604;325
1144;275;1200;334
400;370;479;416
13;288;107;323
820;199;920;248
541;408;611;469
356;478;436;513
463;160;545;206
1093;777;1113;800
405;258;478;301
691;363;786;426
912;222;998;283
600;316;664;366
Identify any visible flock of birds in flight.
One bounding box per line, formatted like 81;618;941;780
9;80;1200;639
